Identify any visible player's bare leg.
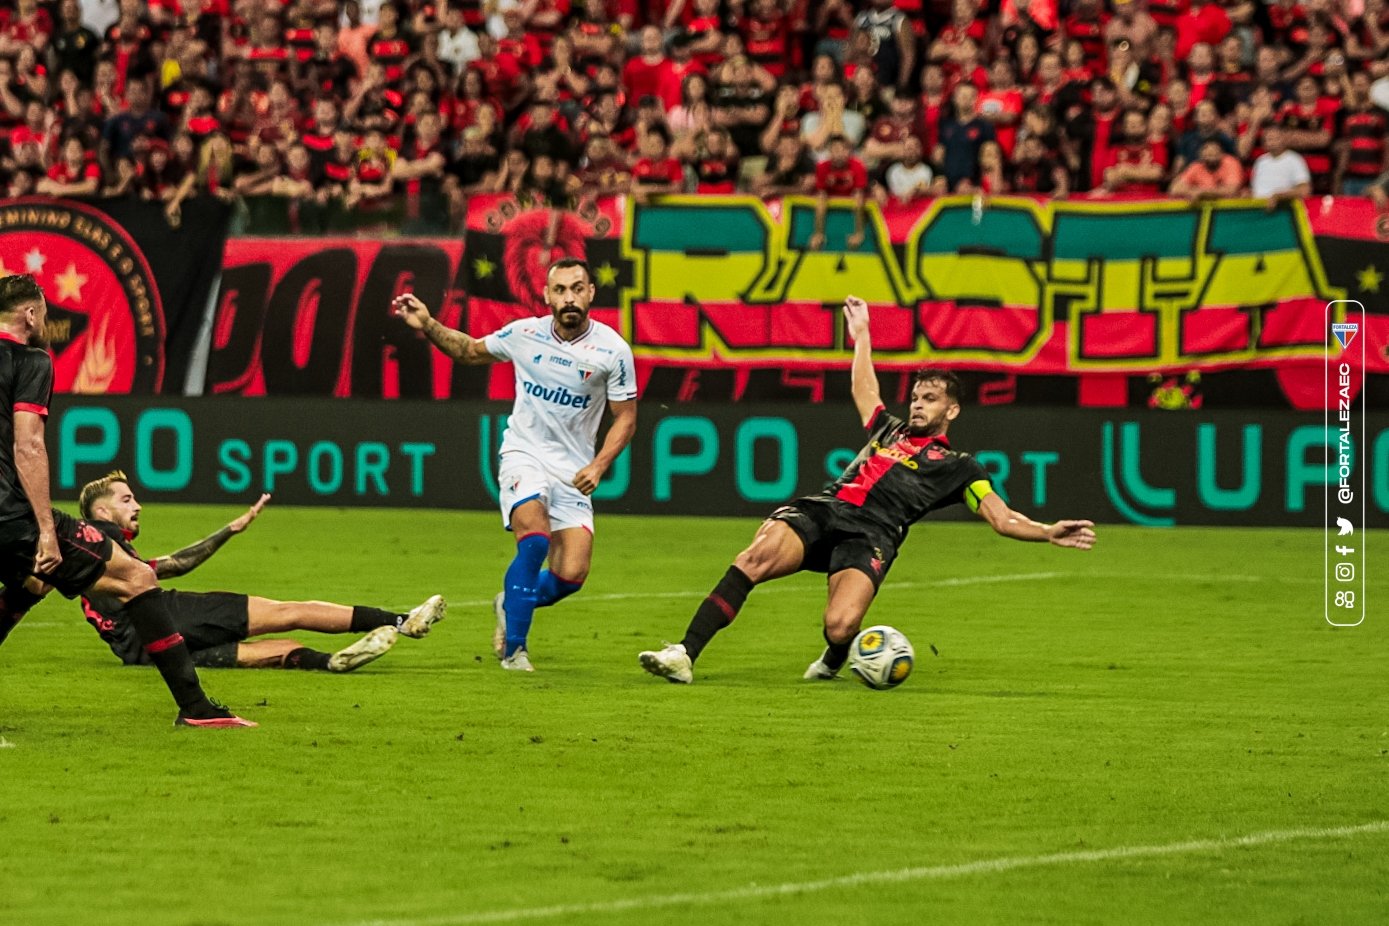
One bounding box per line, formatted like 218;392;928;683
805;569;877;681
497;499;551;670
641;520;806;684
534;525;590;603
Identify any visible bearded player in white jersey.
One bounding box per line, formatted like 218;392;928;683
394;258;638;671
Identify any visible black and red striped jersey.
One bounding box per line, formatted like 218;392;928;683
0;333;54;526
824;406;993;537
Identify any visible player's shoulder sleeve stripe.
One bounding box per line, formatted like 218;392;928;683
866;404;886;431
963;479;995;513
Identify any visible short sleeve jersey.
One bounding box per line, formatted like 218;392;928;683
824;406;994;537
483;318;637;476
0;333;54;525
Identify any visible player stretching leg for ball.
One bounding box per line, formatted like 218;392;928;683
74;472;446;672
0;275;253;727
395;258;637;672
640;295;1097;684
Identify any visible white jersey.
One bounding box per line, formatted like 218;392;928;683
483;317;637;476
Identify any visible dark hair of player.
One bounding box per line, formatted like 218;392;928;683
79;470;129;520
914;368;963;402
0;274;44;317
548;257;593;285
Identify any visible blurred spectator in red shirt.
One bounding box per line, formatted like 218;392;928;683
1175;0;1230;61
810;134;867;250
630;125;684;198
0;0;54;58
1337;70;1389;194
980;59;1025;156
741;0;790;80
863;93;918;168
624;26;672;107
687;124;738;192
1099;107;1168;193
38;136;101;197
1276;73;1339;191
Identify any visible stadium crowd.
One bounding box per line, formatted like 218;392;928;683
4;0;1389;233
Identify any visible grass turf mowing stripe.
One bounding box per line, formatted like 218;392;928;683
349;820;1389;926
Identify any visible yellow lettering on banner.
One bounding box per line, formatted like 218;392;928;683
615;196;1345;368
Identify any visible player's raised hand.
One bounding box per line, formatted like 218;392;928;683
1048;520;1096;550
393;293;432;330
843;294;870;341
229;493;271;534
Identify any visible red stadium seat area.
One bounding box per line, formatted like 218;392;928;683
5;0;1388;233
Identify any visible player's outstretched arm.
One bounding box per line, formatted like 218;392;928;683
393;293;499;365
155;492;272;579
843;294;882;427
573;399;637;495
975;493;1096;550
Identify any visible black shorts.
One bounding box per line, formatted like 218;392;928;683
0;509;112;599
167;590;251;651
768;497;900;590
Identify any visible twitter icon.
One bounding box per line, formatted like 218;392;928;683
1337;517;1354;536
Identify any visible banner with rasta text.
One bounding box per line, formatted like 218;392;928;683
211;195;1385;408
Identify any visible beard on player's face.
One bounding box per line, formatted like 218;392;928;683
550;302;589;330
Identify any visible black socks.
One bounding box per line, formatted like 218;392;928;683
281;648;332;671
681;566;754;663
821;628;852;671
126;588;215;716
350;606;403;633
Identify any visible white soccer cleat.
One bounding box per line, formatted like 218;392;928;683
491;592;506;660
500;648;534;672
639;642;693;684
803;652;842;680
399;594;446;638
328;626;398;673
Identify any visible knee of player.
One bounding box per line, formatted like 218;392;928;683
731;549;770;582
822;612;861;644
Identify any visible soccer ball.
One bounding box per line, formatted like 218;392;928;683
848;625;915;690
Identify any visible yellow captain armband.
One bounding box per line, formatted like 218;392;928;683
963;480;995;513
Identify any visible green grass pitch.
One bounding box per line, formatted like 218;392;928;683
1;505;1385;925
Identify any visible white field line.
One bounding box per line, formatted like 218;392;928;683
345;820;1389;926
447;570;1316;610
15;572;1317;631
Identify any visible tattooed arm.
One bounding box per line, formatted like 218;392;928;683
392;293;500;365
153;493;269;579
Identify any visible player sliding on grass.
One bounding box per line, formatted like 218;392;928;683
394;257;637;672
75;472;446;671
640;295;1097;684
0;275;253;727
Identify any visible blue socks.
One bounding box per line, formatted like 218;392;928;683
503;532;550;658
501;536;587;658
534;570;583;607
